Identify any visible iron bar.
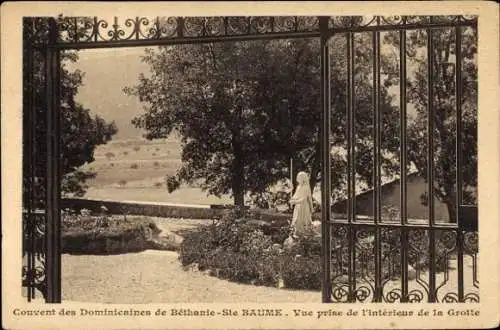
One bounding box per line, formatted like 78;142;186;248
372;23;382;302
45;18;62;303
427;25;437;303
319;16;332;303
24;37;35;301
455;26;464;302
329;220;458;230
399;28;409;302
43;18;478;50
346;31;356;301
51;31;322;50
29;44;38;300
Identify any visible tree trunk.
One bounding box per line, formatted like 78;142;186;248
231;137;245;212
290;154;298;195
444;198;456;224
309;140;321;194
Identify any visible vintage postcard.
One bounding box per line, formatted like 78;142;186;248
2;1;499;329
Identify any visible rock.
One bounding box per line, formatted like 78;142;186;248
408;265;417;280
312;221;321;234
147;229;184;251
283;236;296;250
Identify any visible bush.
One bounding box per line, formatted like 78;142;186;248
180;211;282;286
61;211;162;254
130;163;139;169
118;179;127;186
249;190;291;211
133;146;141;152
179;210;459;292
280;233;322;290
179;211;324;289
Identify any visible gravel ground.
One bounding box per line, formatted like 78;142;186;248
61;218;478;304
62;218;320;303
62;251;320;303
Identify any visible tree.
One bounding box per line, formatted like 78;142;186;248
384;24;478;222
23;18;118;204
125;34;401;208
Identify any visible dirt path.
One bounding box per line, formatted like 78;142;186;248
61;218;478;304
62;218;320;303
62;250;320;303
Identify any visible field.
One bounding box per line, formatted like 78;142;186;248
78;137;233;205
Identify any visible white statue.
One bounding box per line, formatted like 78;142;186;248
290;171;313;237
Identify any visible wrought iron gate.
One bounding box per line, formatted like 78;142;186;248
22;15;477;303
323;16;478;303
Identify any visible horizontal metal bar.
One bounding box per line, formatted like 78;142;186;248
326;20;476;35
50;30;322;50
329;220;459;230
31;20;476;50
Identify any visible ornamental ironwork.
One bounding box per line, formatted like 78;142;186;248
24;15;477;48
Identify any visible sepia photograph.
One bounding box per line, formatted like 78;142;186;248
2;2;499;329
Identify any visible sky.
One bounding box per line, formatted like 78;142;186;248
69;47;155;139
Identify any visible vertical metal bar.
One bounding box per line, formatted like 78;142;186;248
427;26;437;302
29;44;37;301
346;31;356;301
399;27;409;302
24;32;35;301
372;24;382;302
455;25;464;302
45;18;62;303
319;16;332;303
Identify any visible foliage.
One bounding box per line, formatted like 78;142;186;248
179;211;282;286
180;211;460;291
280;234;322;290
61;209;161;254
105;152;115;159
383;26;478;221
248;189;291;212
125;36;400;207
23;18;118;202
179;211;323;290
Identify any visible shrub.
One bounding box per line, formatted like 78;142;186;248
61;213;161;254
179;210;458;292
123;151;128;156
130;163;139;169
180;211;282;286
153;161;160;167
105;152;115;159
249;190;291;211
281;233;322;290
154;182;162;188
118;179;127;186
152;153;157;156
133;146;141;152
